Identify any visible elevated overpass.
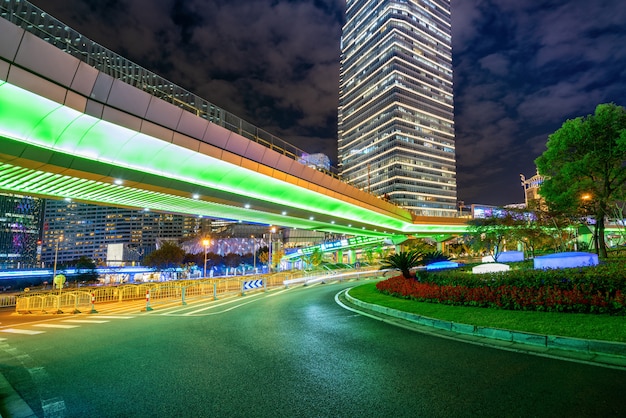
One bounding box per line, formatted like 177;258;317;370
0;1;468;240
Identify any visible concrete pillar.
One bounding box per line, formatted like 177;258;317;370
348;250;356;264
336;250;343;264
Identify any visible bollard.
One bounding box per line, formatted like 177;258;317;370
144;289;153;311
89;292;98;314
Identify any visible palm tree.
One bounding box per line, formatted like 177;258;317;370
379;251;424;279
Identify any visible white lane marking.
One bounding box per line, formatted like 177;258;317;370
1;328;45;335
91;315;134;319
166;287;295;316
186;293;262;314
61;319;109;324
32;324;79;329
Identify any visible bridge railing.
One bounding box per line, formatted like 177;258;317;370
0;0;343;181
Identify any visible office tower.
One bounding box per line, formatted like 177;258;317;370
338;0;456;217
0;193;42;268
41;200;212;266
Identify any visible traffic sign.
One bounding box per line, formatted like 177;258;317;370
243;279;263;290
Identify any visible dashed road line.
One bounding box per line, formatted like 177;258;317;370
61;319;109;324
32;324;79;329
1;328;45;335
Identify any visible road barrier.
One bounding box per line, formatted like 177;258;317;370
13;268;380;314
0;295;16;308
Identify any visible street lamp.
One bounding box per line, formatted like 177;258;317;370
269;226;277;272
251;235;256;272
53;234;64;314
202;238;210;277
52;234;64;280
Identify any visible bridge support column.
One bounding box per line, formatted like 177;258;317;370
437;242;446;253
348;250;356;264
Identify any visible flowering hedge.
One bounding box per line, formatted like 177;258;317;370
376;263;626;315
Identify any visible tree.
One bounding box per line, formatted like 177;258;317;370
506;203;572;256
257;246;269;265
224;253;242;269
535;103;626;258
379;251;424;279
143;241;185;270
466;212;521;261
421;251;449;265
309;248;323;268
73;256;99;284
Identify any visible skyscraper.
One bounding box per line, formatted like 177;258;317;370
41;200;212;266
0;193;42;268
338;0;456;217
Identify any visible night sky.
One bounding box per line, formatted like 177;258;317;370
28;0;626;207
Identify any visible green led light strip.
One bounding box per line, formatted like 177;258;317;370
0;79;469;237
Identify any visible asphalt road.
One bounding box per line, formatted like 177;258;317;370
1;279;625;417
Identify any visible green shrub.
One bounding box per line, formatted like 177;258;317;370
376;260;626;315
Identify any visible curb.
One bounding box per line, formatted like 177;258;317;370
343;288;626;369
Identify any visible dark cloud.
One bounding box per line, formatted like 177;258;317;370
452;0;626;205
29;0;626;207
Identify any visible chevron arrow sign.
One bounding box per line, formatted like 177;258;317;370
243;279;264;290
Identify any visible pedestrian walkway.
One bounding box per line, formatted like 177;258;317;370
339;288;626;370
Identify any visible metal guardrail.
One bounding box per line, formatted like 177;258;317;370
0;295;17;308
14;268;380;313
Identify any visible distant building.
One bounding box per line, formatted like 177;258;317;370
520;171;545;207
0;193;42;268
41;200;212;266
338;0;457;216
298;153;331;171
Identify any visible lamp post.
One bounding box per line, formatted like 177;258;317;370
53;235;64;313
251;235;256;272
202;238;210;277
52;235;63;279
269;226;276;272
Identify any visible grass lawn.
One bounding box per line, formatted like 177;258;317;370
349;282;626;343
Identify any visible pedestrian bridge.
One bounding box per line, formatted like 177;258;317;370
0;1;467;239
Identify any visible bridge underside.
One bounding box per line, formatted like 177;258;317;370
0;80;468;238
0;81;468;239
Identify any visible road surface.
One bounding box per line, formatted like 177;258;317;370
1;279;625;417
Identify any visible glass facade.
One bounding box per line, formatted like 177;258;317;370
41;200;212;266
338;0;456;217
0;193;41;268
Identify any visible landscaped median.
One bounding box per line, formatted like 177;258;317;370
345;281;626;367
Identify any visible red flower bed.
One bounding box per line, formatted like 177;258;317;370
376;275;626;315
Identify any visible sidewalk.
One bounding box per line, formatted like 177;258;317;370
341;288;626;370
